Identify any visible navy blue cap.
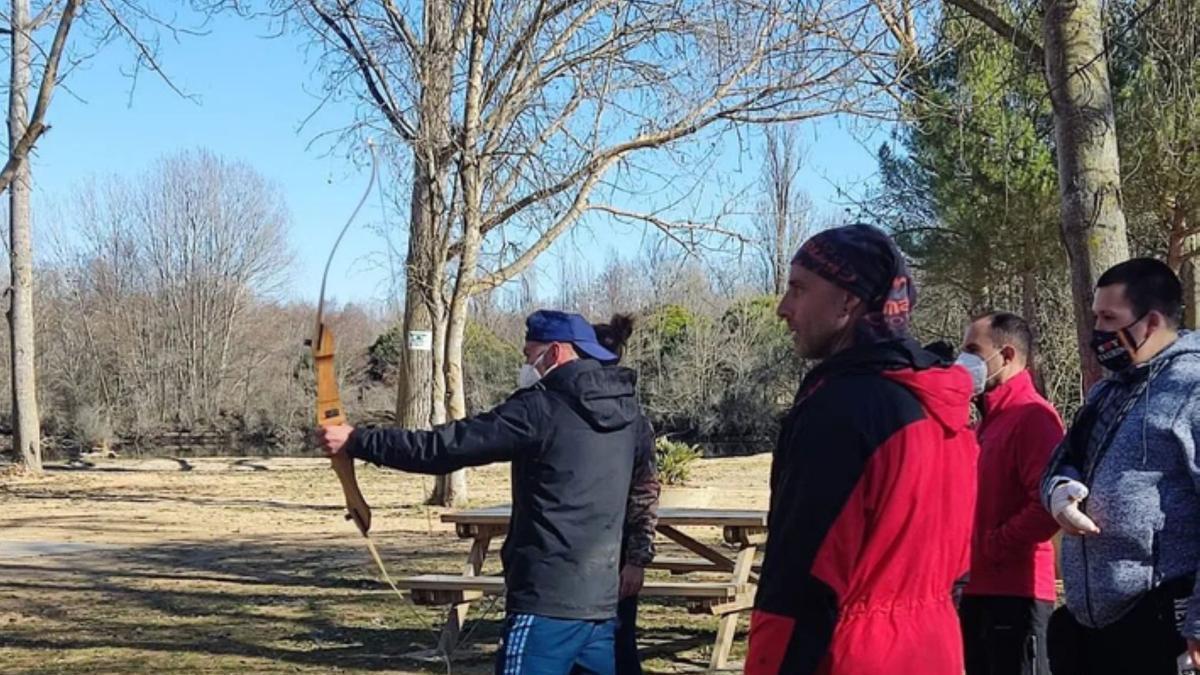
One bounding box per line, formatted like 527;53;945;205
525;310;618;363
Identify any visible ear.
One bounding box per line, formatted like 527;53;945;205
1000;344;1017;364
842;292;863;318
1144;310;1165;334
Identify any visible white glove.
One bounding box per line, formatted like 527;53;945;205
1050;480;1101;535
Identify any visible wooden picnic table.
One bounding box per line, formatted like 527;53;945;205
409;505;767;671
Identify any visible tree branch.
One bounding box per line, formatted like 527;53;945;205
473;156;618;291
96;0;197;102
29;1;56;30
588;204;752;246
480;0;578;109
479;0;613;149
479;12;790;235
0;0;82;197
870;0;918;57
945;0;1045;67
309;0;416;141
381;0;421;65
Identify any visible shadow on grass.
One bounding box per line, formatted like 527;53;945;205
7;486;351;513
0;536;516;673
0;532;730;673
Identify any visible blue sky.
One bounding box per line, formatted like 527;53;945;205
26;9;888;307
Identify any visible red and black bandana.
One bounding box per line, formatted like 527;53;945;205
793;223;916;344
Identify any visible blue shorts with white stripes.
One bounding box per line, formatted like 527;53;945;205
494;612;617;675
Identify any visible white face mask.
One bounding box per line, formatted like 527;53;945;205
981;350;1006;387
955;352;988;397
517;348;550;389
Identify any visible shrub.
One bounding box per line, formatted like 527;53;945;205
655;437;702;485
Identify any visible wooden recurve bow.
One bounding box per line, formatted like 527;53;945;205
309;140;403;596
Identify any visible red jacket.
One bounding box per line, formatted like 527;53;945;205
746;340;979;675
964;369;1063;602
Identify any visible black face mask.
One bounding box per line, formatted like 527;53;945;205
1090;314;1148;372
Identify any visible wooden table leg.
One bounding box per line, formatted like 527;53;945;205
710;544;756;671
658;525;736;572
436;532;491;654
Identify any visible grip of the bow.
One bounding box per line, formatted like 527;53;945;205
312;322;372;535
332;452;372;535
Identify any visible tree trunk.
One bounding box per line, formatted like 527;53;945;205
773;212;787;296
399;0;454;493
1169;207;1200;330
1167;206;1187;271
432;0;492;509
763;125;798;296
395;183;439;431
1021;265;1048;393
1183;257;1200;330
8;0;40;472
1042;0;1130;393
1162;203;1199;329
430;294;448;427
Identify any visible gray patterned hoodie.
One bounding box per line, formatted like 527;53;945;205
1041;330;1200;638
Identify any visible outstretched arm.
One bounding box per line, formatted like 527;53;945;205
319;393;543;475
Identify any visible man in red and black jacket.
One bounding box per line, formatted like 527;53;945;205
745;223;980;675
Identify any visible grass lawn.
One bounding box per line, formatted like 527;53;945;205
0;454;770;674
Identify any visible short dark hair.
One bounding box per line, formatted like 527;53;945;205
976;311;1034;360
1097;258;1183;326
593;314;635;360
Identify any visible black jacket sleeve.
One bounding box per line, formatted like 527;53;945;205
347;391;544;475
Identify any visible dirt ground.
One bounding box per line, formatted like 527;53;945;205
0;454;771;674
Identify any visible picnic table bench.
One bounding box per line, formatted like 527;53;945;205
394;505;766;671
400;574;750;608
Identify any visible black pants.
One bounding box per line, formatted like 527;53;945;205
569;595;641;675
614;595;642;675
960;595;1053;675
1047;575;1194;675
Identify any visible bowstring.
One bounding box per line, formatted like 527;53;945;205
321;141;452;673
368;147;502;675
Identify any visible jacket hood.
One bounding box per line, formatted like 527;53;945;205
1148;329;1200;363
884;366;974;433
540;359;640;431
811;338;973;433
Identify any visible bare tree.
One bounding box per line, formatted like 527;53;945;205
4;0;68;471
3;0;206;471
133;150;293;423
42;151;292;435
756;125;811;295
244;0;898;504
